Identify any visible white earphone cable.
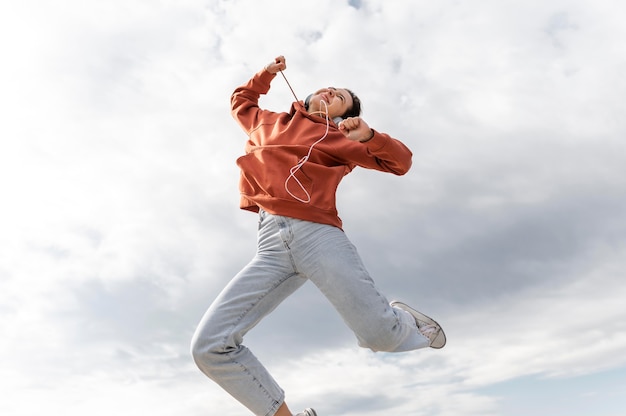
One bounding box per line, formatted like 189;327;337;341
284;100;330;203
278;71;333;203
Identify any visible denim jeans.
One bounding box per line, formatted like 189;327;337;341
191;210;429;416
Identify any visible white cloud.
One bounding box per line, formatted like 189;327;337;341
1;0;626;415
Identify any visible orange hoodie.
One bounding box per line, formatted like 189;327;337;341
232;69;413;229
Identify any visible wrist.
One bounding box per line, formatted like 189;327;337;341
359;129;374;143
263;62;279;74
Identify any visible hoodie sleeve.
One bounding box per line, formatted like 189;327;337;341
230;69;277;134
353;130;413;175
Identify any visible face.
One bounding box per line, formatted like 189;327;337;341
307;87;354;119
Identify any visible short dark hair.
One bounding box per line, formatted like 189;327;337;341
342;89;361;119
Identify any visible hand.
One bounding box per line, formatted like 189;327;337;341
338;117;374;142
264;55;286;74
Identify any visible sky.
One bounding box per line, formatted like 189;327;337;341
1;0;625;415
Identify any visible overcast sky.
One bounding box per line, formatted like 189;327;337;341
1;0;625;415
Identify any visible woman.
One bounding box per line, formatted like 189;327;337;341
191;56;446;416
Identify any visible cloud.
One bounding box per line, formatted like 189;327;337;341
1;0;626;415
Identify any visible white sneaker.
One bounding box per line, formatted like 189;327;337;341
391;301;446;349
294;409;317;416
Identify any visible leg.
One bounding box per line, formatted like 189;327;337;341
191;213;307;416
274;402;293;416
287;218;431;352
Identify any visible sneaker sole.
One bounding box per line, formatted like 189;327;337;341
390;301;447;349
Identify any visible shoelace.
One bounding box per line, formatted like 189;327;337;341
418;324;438;339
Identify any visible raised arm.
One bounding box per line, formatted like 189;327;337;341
339;116;412;175
230;56;286;133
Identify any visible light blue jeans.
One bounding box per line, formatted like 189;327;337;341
191;210;429;416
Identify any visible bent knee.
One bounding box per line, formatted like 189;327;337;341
190;333;228;369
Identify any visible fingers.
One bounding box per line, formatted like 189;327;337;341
274;55;286;67
265;55;287;73
339;116;361;131
339;117;372;142
338;118;358;138
275;55;287;71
